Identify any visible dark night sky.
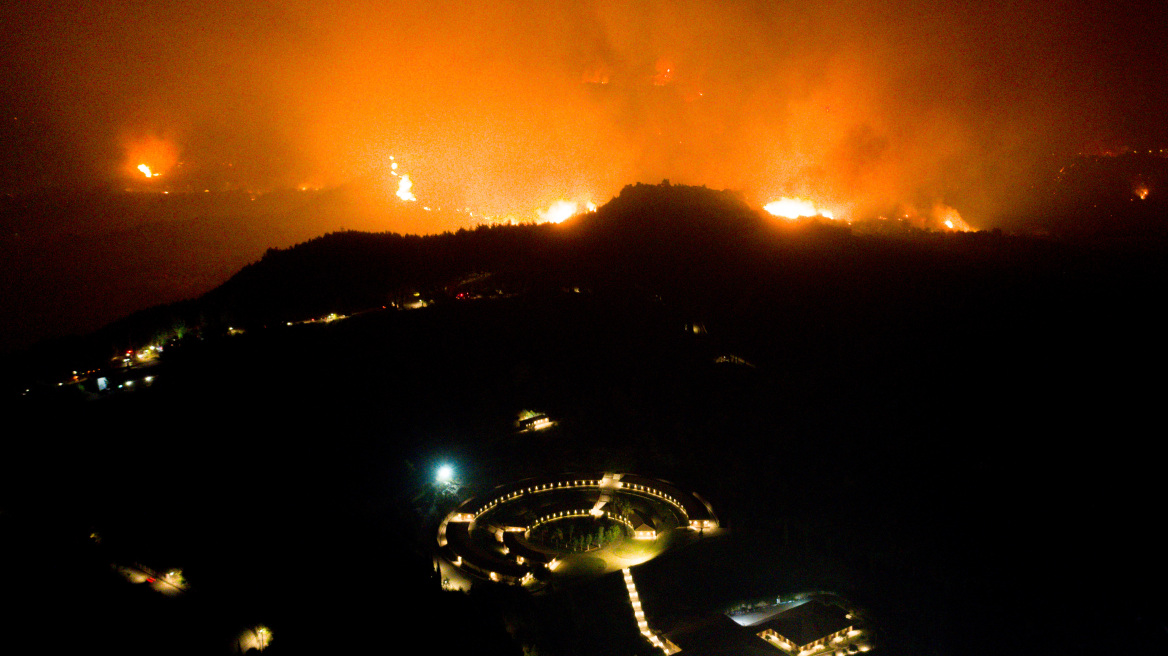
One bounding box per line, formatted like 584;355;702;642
3;0;1167;222
2;0;1168;352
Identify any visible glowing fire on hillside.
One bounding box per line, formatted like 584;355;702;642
764;198;834;220
934;203;972;231
123;134;179;181
538;199;598;223
396;174;416;202
538;200;580;223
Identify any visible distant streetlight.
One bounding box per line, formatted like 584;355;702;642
255;626;270;652
435;464;462;497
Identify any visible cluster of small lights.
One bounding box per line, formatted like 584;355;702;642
40;341;169;395
527;509;635;534
460;563;535;586
760;630;796;652
617;482;689;521
442;474;716;589
762;627;869;656
473;479;602;519
468;476;703;529
285;312;349;327
449;510;646;583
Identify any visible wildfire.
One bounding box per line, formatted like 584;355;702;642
122;134;178;181
396;174;416;202
764;198;834;220
934;203;972;231
1134;183;1150;200
538;200;579;223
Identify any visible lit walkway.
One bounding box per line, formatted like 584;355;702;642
622;567;680;655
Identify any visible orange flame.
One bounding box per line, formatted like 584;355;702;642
396;174;416;202
538;200;578;223
764;198;834;220
934;203;972;231
122;134;179;180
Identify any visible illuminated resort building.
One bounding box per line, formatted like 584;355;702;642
516;410;555;432
436;472;719;588
662;597;871;656
628;511;658;540
751;599;866;655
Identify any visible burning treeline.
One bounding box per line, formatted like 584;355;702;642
6;0;1167;234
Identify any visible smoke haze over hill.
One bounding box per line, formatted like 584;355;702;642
4;0;1167;227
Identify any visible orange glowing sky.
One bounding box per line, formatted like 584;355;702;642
3;0;1168;228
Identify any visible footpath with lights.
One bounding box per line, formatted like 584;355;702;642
623;567;681;654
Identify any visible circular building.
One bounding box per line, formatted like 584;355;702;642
436;472;719;588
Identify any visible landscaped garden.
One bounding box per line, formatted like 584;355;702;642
528;515;628;553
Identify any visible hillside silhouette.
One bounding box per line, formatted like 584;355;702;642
9;180;1168;391
6;181;1168;655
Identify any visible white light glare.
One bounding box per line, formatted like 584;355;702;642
436;465;454;484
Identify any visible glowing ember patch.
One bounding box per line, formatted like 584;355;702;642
538;200;579;223
123;134;178;181
652;58;675;86
764;198;833;220
934;203;972;231
396;174;416;202
1135;184;1150;200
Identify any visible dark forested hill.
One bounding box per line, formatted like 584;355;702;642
9;180;1168;392
5;181;1168;655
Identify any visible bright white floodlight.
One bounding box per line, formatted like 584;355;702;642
436;465;454;484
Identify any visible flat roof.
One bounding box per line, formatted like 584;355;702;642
729;599;810;627
664;614;778;656
754;599;853;648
